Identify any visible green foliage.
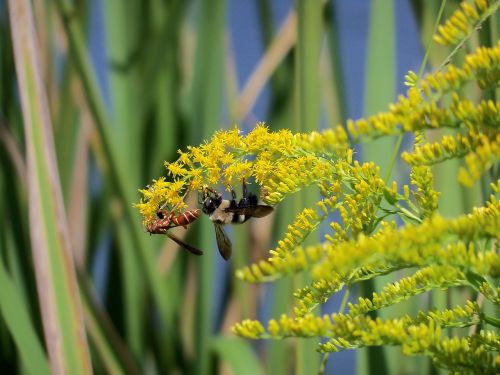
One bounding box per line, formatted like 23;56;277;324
138;3;500;373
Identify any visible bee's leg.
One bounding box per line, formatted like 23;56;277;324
242;178;248;198
239;178;251;208
248;192;258;206
228;187;237;208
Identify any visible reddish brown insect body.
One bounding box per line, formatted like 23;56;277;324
146;208;203;256
147;208;201;234
168;208;201;228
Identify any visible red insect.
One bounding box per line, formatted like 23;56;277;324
147;208;201;233
145;189;203;256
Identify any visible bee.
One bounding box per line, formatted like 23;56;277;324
146;189;203;256
201;179;273;260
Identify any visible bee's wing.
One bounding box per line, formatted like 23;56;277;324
252;205;274;218
166;233;203;256
214;223;232;260
223;205;273;218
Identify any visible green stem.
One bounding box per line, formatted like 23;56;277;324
383;0;448;186
416;0;447;80
318;287;351;375
383;134;404;184
483;314;500;327
435;0;500;73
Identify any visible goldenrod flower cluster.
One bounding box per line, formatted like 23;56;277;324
312;198;500;280
345;265;466;318
236;159;390;284
347;41;500;189
433;0;499;46
137;6;500;372
234;301;481;340
401;97;500;186
348;42;500;140
135;178;188;224
234;302;498;373
135;123;349;224
410;165;439;218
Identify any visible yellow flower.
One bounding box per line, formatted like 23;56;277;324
433;0;499;46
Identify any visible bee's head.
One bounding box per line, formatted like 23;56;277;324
202;192;222;215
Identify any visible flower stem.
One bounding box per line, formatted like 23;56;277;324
318;286;351;375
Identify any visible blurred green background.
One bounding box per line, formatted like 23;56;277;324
1;0;496;374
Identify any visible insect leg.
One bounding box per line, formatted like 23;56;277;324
242;178;248;198
227;186;237;208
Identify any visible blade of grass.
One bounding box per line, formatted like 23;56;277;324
236;11;297;121
147;0;188;178
189;0;227;373
360;0;395;374
294;1;323;374
318;4;350;372
116;222;145;358
261;7;297;373
53;64;79;202
0;115;26;187
149;14;194;362
266;119;295;375
235;4;297;374
8;0;92;373
67;93;91;270
363;0;396;174
264;177;295;375
295;0;322;132
0;115;33;322
79;273;142;375
53;2;177;366
212;337;265;375
0;259;51;375
410;2;448;374
225;10;262;335
145;9;191;365
102;0;144;360
322;2;347;127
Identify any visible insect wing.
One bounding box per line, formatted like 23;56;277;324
214;223;232;260
252;205;274;218
166;233;203;256
223;205;273;218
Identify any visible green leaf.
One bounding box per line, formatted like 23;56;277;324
9;1;92;373
360;0;395;374
483;315;500;327
295;1;324;373
79;276;141;375
53;2;177;369
0;260;51;375
189;0;228;373
212;337;265;375
383;188;398;205
465;271;488;291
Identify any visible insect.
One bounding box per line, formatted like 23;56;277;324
147;208;201;232
201;179;273;260
146;195;203;256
